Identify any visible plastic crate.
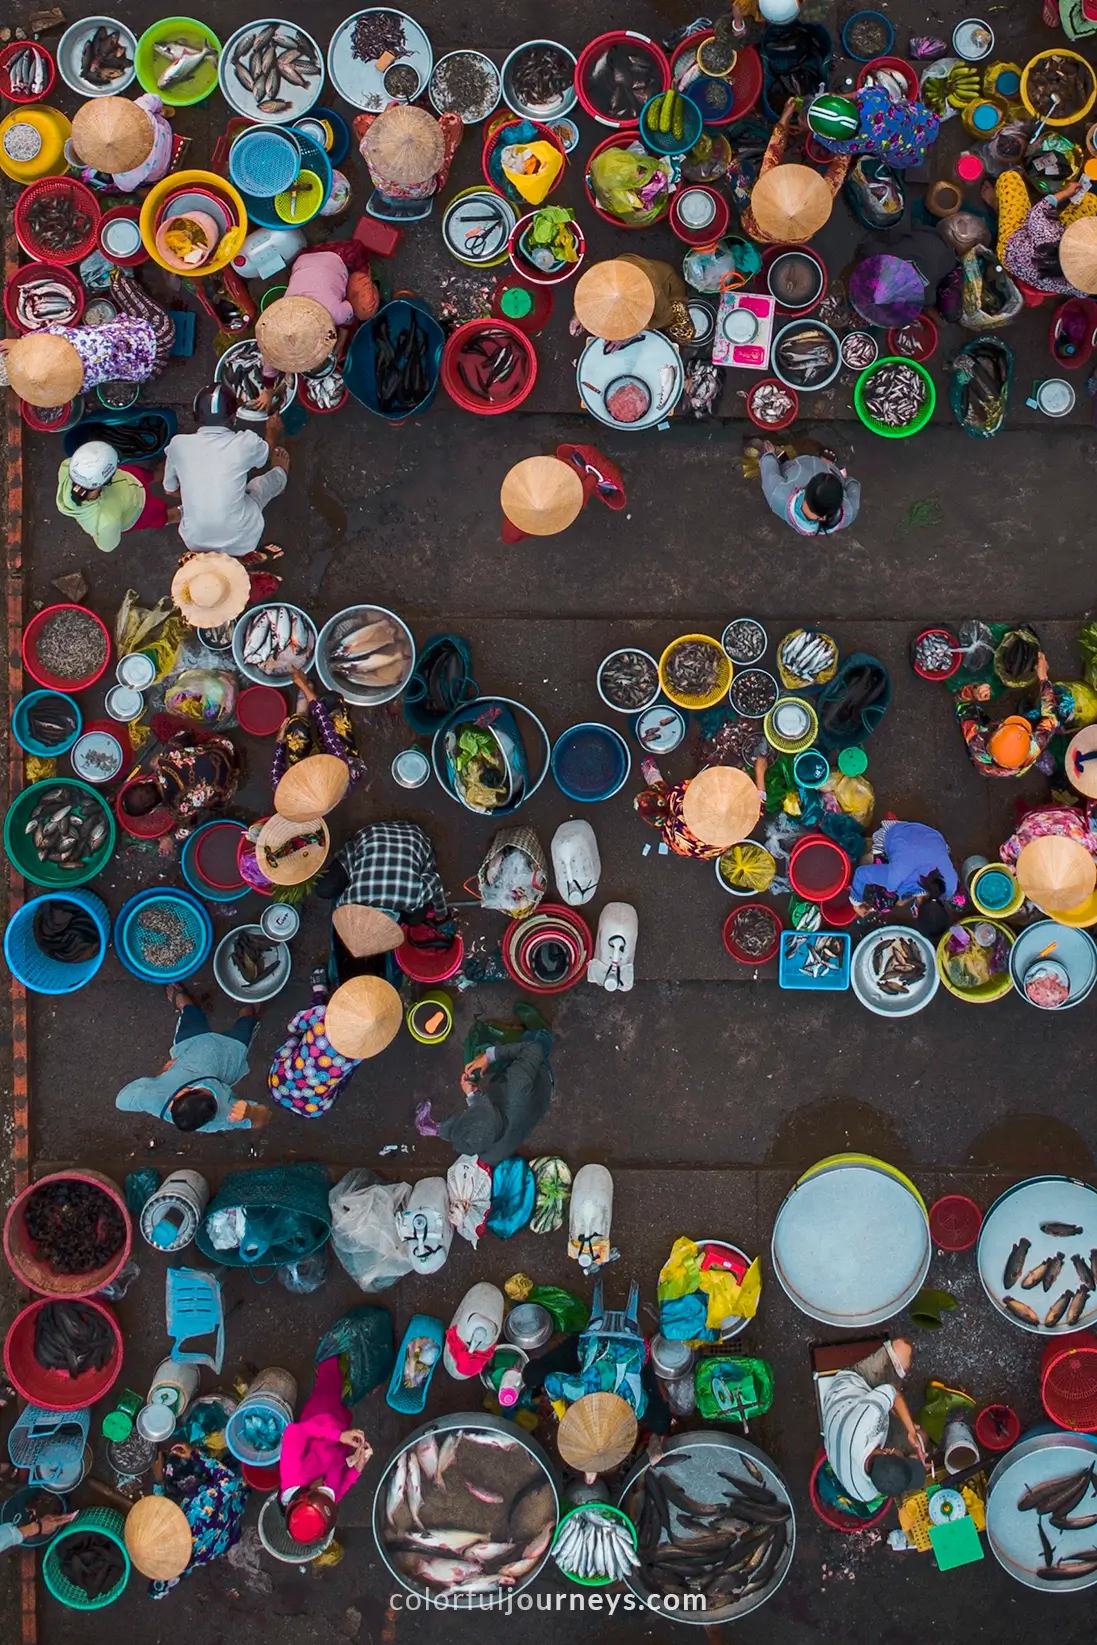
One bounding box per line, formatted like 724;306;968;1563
778;930;851;990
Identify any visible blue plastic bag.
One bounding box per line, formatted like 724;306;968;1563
487;1158;535;1238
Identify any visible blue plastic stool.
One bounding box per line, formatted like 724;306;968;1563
386;1314;444;1413
166;1268;224;1372
8;1405;90;1489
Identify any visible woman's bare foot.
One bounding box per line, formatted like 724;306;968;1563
166;984;193;1013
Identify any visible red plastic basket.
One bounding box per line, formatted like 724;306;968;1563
789;833;851;901
1049;295;1097;370
669;185;730;247
0;39;55;103
911;626;961;682
237;684;288;736
887;313;939;363
856;55;919;98
396;931;465;983
928;1194;982;1251
722;903;782;965
1041;1332;1097;1431
482;117;566;201
820;887;858;927
746;377;799;431
3;1171;132;1299
20;399;81;433
3;261;84;335
584;132;672;229
5;1297;123;1409
975;1403;1021;1452
23;603;111;692
669;35;763;127
809;1449;893;1532
575;30;670;128
440;319;538;415
115;776;174;839
14;177;101;265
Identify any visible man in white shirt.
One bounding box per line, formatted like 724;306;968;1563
162;383;290;557
821;1338;927;1502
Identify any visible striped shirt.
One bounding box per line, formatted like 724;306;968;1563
821;1370;896;1502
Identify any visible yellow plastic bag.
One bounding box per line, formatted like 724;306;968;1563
827;772;875;826
705;1256;762;1327
501;140;563;205
717;841;775;892
657;1236;702;1303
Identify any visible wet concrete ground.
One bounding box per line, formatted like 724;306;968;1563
5;0;1097;1642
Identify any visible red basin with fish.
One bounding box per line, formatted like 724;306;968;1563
575;30;670;128
440;320;538;415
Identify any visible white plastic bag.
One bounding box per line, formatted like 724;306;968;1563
446;1155;492;1249
329;1170;412;1291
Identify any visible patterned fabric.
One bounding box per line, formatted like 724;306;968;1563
634;777;722;859
269;989;361;1118
150;1443;248;1597
334;820;448;920
740;119;850;242
955;680;1062;777
1000;803;1097;867
997;170;1097;295
271;693;363;791
49;270;174;389
156;735;240;819
815;87;939;169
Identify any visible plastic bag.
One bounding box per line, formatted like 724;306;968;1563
500;140;562;205
589;144;671;226
487;1157;535;1238
329;1170;413;1291
397;1177;452;1274
1082;621;1097;692
315;1304;395;1402
705;1256;762;1327
164;668;237;726
844;156;905;230
277;1247;331;1294
658;1236;703;1303
682;236;761;292
960;245;1022;331
1054;680;1097;729
948;336;1013;438
826;772;876;825
528;1284;589;1334
447;1155;492;1248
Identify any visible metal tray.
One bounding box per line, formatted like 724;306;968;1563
977;1175;1097;1335
986;1430;1097;1591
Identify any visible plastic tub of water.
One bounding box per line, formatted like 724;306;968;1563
551;722;632;801
970;862;1024;917
793;749;829;788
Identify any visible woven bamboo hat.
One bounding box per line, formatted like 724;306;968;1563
124;1494;193;1581
750;163;834;240
71;96;155;172
6;333;84;407
171;554;251;627
256;813;330;886
1016;835;1097;912
332;902;404;957
324;974;403;1058
255;296;337;372
681;765;761;849
500;456;584;536
274;753;350;822
363;104;444;186
573;258;655;340
557;1392;637;1473
1061;217;1097;295
1067;726;1097;798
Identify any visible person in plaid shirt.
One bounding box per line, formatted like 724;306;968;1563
317;820;449;924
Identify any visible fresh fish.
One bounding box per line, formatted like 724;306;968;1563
398;1528;483;1555
1039;1555;1097;1579
448;1575;515;1593
436;1432;460;1487
1003;1297;1041;1325
1073;1254;1095;1290
155;42;216;89
464;1540;515;1563
1043;1222;1085;1237
274;606;292;649
385;1450;407;1526
1006;1240;1033;1290
1069;1288;1094;1327
1046;1291;1073;1328
416;1434;439;1484
1022;1259;1053;1290
1051;1510;1097;1530
404;1555;483;1587
1019;1466;1094;1515
465;1482;504;1505
406;1450;424;1530
1044;1253;1066;1293
457;1431;520;1451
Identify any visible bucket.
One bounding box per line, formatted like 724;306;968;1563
5;1298;122;1409
237;684;288;736
928;1194;982;1251
242;1460;282;1491
406;989;454;1045
975;1403;1021;1452
42;1506;129;1610
1041;1331;1097;1431
970;863;1024;917
258;1492;334;1562
181;819;249;902
146;1357;200;1417
722;904;782;965
793;749;829;788
139;1170;209;1252
4;889;111;996
809;1448;892;1532
225;1367;298;1464
789;833;851;901
820;887;858;927
396;932;464;983
943;1418;980;1473
440;319;538;415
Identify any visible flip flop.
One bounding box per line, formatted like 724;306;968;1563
530;1156;572;1235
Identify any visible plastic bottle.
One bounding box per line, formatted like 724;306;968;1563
231;226;307;279
497;1368;524;1408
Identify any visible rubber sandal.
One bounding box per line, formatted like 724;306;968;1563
386;1313;444;1414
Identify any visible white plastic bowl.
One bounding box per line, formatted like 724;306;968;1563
57;16;137;96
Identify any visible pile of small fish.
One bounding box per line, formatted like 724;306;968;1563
722;619;767;665
97;380;137;408
774;324;837;386
130;903;200;971
34;1300;116;1376
301;368;346;411
241;605;315;675
230;23;320;115
22;190;93;258
5;43;50;97
22;694;78;747
454;327;529;405
23;786;108;871
626;1453;791;1610
730;668;778;718
373;310;433;416
507;42;573;115
861;359;927;427
871;934;928;995
351;10;406;63
892;322;930;358
78;25;132;88
913;629;955;675
1019;1466;1097;1580
382;1428;556;1596
24;1178;126;1273
584;42;663;121
429;52;500;120
663;640;721;697
1001;1223;1097;1328
230;929;281;987
327;613;411;691
219;341;293;412
33;899;101;965
154;38;217;92
728;904;780;959
553;1507;640;1583
778;629;837;684
600;650;658;710
844;13;891;56
748;381;796;426
384;62;419;97
1027;52;1093;118
841;330;878;369
784;933;845;979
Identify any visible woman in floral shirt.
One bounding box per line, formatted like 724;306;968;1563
2;270;174;408
808;87;940;170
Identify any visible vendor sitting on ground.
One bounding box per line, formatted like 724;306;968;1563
955;651;1066;777
162;384;289;557
753;441;861;536
739;99;850;243
821;1338;927;1504
996;173;1097;297
635;761;765;860
272;668;364;793
317;821;451;987
56;439;177;553
806;87;940;170
417;1005;555;1165
253;240;378;395
116;985;270;1132
1;270;175;408
117;721;242;829
850;819;961;931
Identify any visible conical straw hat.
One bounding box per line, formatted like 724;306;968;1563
7;333;84;407
255;296;336;372
1060;216;1097;295
324;974;403;1058
500;456;584;536
1066;726;1097;799
573;259;655;340
681;765;761;849
124;1494;193;1581
1016;835;1097;912
557;1392;637;1473
750;163;834;241
363;104;444;186
274;753;350;822
70;96;154;172
171;554;251;627
256;813;330;886
332;902;404;957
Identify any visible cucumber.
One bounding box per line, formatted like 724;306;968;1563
659;90;675;134
671;94;685;139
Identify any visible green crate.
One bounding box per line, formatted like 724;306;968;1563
854;355;936;439
42;1507;129;1610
